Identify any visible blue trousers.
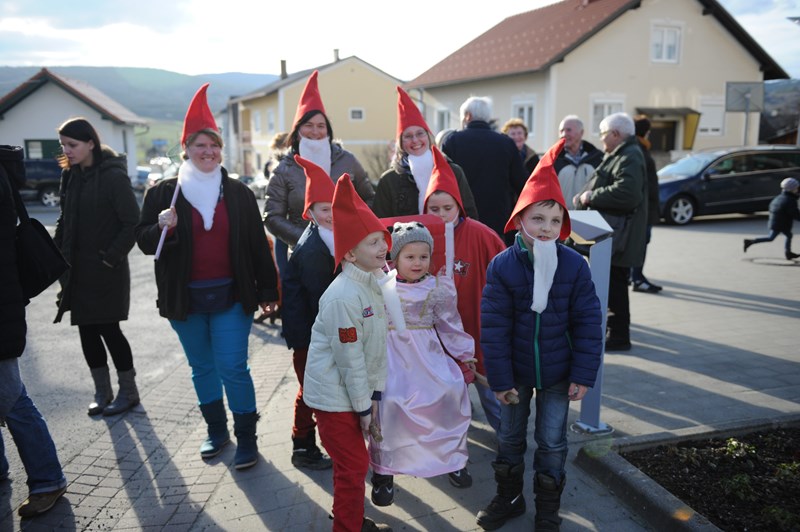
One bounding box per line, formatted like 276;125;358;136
170;303;256;414
751;229;793;252
0;376;66;494
496;380;570;483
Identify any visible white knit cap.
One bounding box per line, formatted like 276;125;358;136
781;177;799;192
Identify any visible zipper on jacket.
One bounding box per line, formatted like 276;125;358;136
534;313;542;389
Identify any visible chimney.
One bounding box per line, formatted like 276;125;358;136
280;60;287;79
334;49;340;62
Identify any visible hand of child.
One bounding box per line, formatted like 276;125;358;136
569;383;587;401
495;388;519;405
359;413;372;435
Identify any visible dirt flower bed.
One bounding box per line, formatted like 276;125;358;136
622;427;800;531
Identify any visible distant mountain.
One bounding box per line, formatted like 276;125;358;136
0;66;278;120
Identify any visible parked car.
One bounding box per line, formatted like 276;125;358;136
21;158;62;207
249;174;268;199
658;145;800;225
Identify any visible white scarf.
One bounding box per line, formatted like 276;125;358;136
317;225;335;256
530;238;558;314
408;149;434;214
299;136;332;177
178;159;222;230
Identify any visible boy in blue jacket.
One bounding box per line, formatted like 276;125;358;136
477;139;603;531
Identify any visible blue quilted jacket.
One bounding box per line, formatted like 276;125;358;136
481;237;603;391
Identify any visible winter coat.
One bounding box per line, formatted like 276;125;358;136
303;262;387;414
767;190;800;233
584;136;648;268
280;223;337;349
553;140;603;208
637;137;660;226
521;145;540;177
264;144;374;247
481;238;602;391
442;121;527;239
373;155;479;219
54;147;140;325
135;170;279;321
0;162;26;360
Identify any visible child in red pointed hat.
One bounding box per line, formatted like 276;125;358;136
422;145;506;430
302;174;392;532
476;139;603;530
279;154;339;472
373;86;477;219
136;83;279;472
264;69;374;282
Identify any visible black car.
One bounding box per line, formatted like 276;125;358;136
22;158;62;207
658;145;800;224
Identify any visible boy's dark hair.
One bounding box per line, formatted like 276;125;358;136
534;199;563;212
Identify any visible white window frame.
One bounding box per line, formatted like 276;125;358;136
590;97;625;135
511;99;536;139
349;108;365;122
436;108;451;132
651;23;682;64
252;111;262;134
267;109;275;133
697;96;725;136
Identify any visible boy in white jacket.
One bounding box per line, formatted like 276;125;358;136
303;174;393;532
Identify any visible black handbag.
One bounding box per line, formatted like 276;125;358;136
188;277;235;313
5;152;70;301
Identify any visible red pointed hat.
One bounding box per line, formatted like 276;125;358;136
293;70;326;127
181;83;218;146
332;174;391;266
294;154;335;221
504;138;571;239
423;145;466;216
396;86;429;139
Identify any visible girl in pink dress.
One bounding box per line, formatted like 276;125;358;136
368;221;476;507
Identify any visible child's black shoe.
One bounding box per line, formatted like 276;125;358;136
371;473;394;506
448;467;473;488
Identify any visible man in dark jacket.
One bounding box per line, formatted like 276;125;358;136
442;96;526;244
577;113;647;351
0;147;67;518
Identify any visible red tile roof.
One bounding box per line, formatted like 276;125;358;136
407;0;637;88
406;0;787;89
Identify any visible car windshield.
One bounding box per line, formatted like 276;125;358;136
658;153;717;178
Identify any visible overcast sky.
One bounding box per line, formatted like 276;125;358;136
0;0;797;81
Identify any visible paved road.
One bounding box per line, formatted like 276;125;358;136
2;207;798;531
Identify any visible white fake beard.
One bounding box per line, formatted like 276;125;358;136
530;238;558;314
299;136;332;177
408;150;434;214
316;225;335;256
178;159;222;230
375;268;406;333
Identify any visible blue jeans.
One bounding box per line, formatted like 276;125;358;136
752;229;793;252
496;380;570;483
0;384;66;494
170;303;256;414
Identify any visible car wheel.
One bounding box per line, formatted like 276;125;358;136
665;195;694;225
39;186;60;207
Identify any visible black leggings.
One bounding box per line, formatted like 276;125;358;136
78;323;133;371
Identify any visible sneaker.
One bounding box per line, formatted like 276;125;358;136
362;517;393;531
744;239;754;252
18;486;66;518
291;446;333;470
786;251;800;260
633;280;662;293
371;475;394;507
605;337;632;351
476;493;526;530
448;467;473;488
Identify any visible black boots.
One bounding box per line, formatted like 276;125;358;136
476;462;526;530
744;239;754;252
88;367;113;416
291;429;332;470
232;411;260;470
534;473;565;531
102;368;140;416
198;399;230;458
786;250;799;260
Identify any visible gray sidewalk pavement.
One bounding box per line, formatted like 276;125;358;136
4;214;800;531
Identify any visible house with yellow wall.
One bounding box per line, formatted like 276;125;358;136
405;0;788;164
227;54;401;182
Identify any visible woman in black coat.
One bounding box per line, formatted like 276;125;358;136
54;118;141;417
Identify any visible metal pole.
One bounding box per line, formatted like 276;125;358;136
743;91;751;146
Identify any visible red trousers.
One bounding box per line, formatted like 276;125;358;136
314;409;369;532
292;348;315;439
